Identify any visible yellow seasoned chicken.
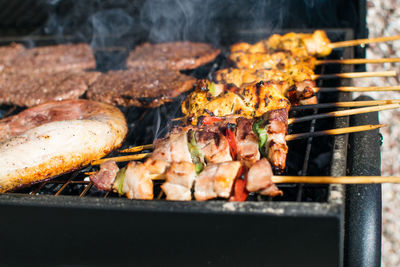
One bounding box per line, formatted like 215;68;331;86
214;65;315;88
181;80;290;125
230;30;331;58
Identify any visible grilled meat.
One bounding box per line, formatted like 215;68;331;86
182;80;290;125
0;43;25;70
214;67;318;105
229;50;316;70
89;160;119;191
247;158;282;196
214;66;315;88
263;109;289;171
86;68;196;108
0;99;128;193
230;30;331;58
126;41;220;70
195;128;233;163
161;162;196;201
122;161;154;200
235;118;260;168
194;161;242;201
2;43;95;74
0;71;100;107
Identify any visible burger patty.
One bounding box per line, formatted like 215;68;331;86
2;43;95;74
126;41;220;70
0;43;25;70
86;68;196;108
0;71;101;107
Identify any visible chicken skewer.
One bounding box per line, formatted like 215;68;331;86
231;30;400;58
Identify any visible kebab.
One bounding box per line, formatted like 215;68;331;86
90;114;286;201
89;118;388;201
230;30;400;60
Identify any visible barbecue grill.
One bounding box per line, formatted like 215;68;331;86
0;1;381;266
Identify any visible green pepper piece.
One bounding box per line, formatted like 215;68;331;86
252;120;268;153
114;167;127;195
195;163;204;174
208;82;216;96
187;130;205;174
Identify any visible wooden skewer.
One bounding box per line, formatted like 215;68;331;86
89;124;385;165
91;153;151;166
291;99;400;110
119;144;154;153
316;57;400;65
329;35;400;49
272;176;400;184
84;171;400;184
287;104;400;124
285;124;385;141
313;70;397;79
316;85;400;92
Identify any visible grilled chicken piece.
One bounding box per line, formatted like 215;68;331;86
229;51;316;71
169;131;192;162
182;80;290;125
267;30;331;58
231;30;331;58
246;158;282;197
89;160;119;191
161;162;196;201
263;109;289;172
215;67;317;106
195;129;232;163
194;161;242;201
287;79;317;106
214;66;315;88
121;161;154;200
0;99;127;193
235;118;260;168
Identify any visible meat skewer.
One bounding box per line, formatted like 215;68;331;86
92;124;385;166
231;30;400;58
88;120;389;201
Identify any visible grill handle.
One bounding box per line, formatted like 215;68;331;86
344;95;382;267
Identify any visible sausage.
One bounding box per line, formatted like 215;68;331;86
0;99;128;192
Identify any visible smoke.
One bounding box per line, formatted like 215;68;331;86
139;0;222;45
89;9;134;48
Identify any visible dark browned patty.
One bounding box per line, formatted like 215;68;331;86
86;68;196;108
126;41;220;70
0;71;101;107
2;43;95;74
0;43;25;71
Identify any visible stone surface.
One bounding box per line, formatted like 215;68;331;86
353;1;400;266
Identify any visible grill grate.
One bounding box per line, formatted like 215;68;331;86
0;29;353;204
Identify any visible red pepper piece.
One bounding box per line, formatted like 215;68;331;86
202;116;223;125
230;166;249;202
226;126;237;160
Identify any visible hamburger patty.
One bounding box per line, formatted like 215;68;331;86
0;43;25;68
86;68;196;108
126;41;220;70
2;43;95;74
0;71;101;107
